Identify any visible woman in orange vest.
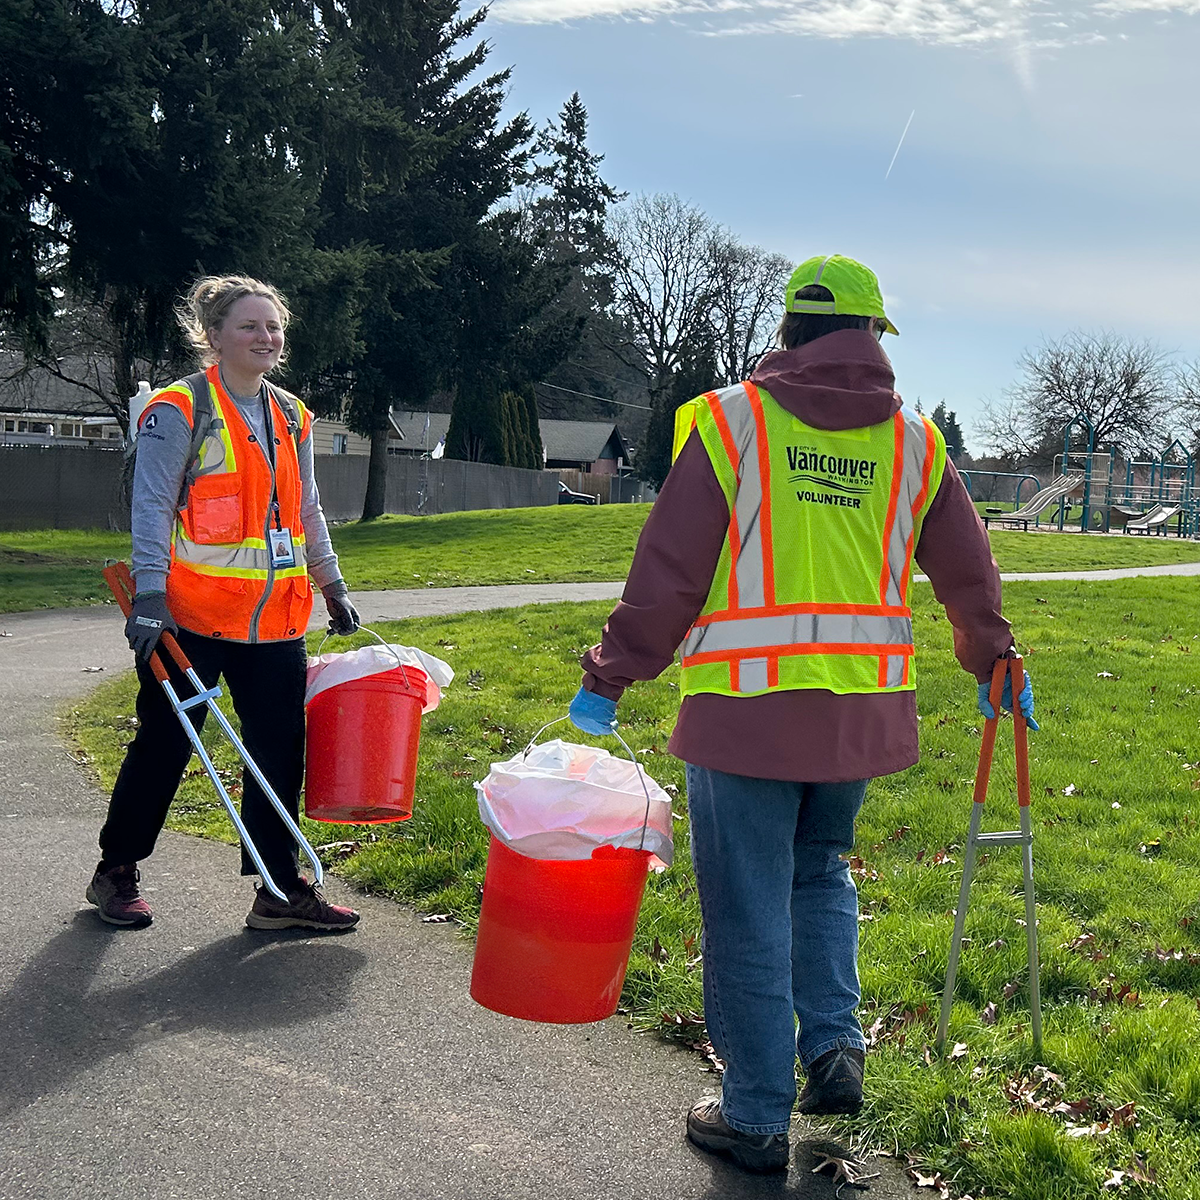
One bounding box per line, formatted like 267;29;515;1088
86;275;361;933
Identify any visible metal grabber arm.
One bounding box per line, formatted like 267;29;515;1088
102;561;323;901
935;654;1042;1055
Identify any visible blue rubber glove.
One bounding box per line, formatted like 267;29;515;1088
978;668;1040;731
569;686;618;736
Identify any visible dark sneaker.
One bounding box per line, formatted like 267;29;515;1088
245;876;360;932
797;1047;865;1115
686;1097;789;1173
86;862;153;929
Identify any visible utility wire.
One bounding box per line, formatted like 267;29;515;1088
535;381;652;411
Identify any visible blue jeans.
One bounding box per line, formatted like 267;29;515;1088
686;763;869;1135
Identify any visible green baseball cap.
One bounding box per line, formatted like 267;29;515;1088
784;254;898;335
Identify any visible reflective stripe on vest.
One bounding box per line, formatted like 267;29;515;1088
679;382;945;697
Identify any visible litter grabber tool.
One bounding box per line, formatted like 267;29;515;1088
935;654;1042;1055
103;560;323;901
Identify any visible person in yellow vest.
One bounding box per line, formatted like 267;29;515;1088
569;255;1036;1173
86;275;361;933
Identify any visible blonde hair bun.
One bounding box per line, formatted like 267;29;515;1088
176;275;291;367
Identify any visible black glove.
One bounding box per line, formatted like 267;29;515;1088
125;591;178;662
322;581;360;637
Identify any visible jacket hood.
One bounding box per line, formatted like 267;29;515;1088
749;329;901;431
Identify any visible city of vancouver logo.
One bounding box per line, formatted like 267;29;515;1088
786;446;879;509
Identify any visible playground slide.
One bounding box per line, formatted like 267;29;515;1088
986;474;1084;529
1126;503;1181;534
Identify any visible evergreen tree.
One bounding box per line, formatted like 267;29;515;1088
1;0;353;418
445;205;578;468
639;334;719;491
533;93;624;283
308;0;544;515
930;401;967;461
530;94;634;425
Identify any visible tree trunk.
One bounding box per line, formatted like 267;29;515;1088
361;425;390;521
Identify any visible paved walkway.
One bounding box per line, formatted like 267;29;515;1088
0;586;916;1200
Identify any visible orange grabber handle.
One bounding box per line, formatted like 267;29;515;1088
102;561;193;684
972;654;1032;809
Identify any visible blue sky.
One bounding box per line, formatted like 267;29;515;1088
483;1;1200;453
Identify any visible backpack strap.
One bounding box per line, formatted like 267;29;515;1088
265;380;304;459
178;371;215;510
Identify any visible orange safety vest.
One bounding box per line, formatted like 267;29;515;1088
141;364;315;642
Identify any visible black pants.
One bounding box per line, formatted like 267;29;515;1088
99;629;307;888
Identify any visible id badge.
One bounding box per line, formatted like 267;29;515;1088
269;527;297;568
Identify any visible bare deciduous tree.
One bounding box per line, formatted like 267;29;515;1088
978;331;1174;461
708;235;791;385
607;193;718;399
2;292;183;433
1175;360;1200;452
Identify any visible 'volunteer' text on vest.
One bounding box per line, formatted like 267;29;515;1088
677;382;946;697
140;363;314;642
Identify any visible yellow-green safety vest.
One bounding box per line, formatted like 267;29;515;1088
676;382;946;697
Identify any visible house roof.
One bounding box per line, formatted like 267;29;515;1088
388;411;452;447
386;410;629;465
0;355;116;418
539;419;629;464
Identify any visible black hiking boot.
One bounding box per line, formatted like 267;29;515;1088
686;1097;789;1173
797;1047;865;1115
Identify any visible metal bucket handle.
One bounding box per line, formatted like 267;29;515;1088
521;716;657;852
316;625;414;692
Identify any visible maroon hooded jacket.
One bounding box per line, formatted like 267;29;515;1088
579;329;1012;783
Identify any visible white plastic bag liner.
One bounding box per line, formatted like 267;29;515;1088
305;644;454;714
475;738;674;868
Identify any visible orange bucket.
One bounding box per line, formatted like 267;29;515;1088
304;665;427;824
470;836;652;1023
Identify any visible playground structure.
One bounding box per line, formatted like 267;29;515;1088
967;417;1198;536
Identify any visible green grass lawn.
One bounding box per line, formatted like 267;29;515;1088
7;507;1200;614
69;577;1200;1199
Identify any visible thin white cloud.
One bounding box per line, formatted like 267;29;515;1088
492;0;1200;47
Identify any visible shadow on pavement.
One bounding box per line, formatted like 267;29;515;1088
0;911;367;1116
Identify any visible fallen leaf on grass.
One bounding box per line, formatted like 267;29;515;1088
949;1042;969;1060
1124;1153;1156;1184
1102;1169;1127;1190
316;840;360;858
661;1009;704;1027
1062;784;1077;796
980;1002;998;1025
845;854;879;880
810;1153;878;1193
686;1037;724;1073
1052;1098;1093;1120
1097;671;1115;678
907;1166;952;1197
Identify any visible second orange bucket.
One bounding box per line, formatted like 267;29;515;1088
305;665;427;823
470;836;652;1023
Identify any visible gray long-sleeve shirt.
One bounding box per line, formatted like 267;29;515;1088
130;390;342;596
